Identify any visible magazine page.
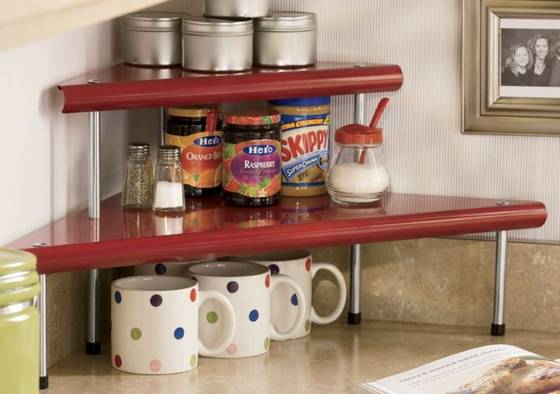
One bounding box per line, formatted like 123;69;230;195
362;344;560;394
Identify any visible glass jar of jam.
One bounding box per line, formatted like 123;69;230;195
165;106;222;198
222;109;282;207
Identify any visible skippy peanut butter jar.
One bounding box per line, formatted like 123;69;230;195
270;97;330;197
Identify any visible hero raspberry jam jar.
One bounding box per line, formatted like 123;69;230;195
221;109;282;207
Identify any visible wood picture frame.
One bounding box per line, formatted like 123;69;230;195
463;0;560;135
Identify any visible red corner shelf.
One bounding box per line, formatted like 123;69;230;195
9;194;546;275
58;62;403;113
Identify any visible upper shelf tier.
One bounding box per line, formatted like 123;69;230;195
58;62;403;113
9;193;546;275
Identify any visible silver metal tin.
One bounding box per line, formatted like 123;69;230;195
123;13;183;66
254;12;317;67
182;17;253;72
204;0;271;18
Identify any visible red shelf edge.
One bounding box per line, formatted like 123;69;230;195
25;202;546;275
58;63;404;113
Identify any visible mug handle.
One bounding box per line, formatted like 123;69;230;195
310;263;347;325
197;290;236;356
269;274;306;341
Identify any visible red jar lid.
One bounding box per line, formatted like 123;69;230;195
223;109;281;126
335;124;383;145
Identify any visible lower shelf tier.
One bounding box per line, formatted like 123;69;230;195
9;193;546;274
43;320;560;394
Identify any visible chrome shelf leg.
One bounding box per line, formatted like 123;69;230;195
39;274;48;389
160;107;166;146
87;110;101;355
348;90;366;325
492;230;508;336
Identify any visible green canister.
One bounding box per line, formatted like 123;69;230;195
0;248;39;394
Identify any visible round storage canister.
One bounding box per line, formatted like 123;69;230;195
123;13;183;66
270;97;330;197
165;106;222;197
222;109;282;207
182;17;253;73
254;12;317;67
0;248;39;394
204;0;270;18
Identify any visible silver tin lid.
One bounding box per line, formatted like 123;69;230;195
124;12;183;31
182;16;253;36
255;12;316;32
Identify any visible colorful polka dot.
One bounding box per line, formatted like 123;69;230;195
190;354;197;368
154;263;167;275
150;359;161;372
305;258;312;271
249;309;259;322
207;311;218;324
227;281;239;293
174;327;184;340
114;354;122;368
114;291;122;304
264;337;270;351
269;264;280;275
291;293;298;306
305;319;311;332
150;294;163;307
265;274;270;288
130;327;142;340
190;288;197;302
226;343;238;355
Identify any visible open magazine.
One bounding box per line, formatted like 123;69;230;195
362;344;560;394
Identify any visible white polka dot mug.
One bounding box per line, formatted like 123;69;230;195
238;250;347;340
187;261;306;358
111;276;236;374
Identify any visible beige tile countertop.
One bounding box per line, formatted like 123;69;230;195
44;320;560;394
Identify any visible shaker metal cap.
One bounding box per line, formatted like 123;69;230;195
255;12;316;32
182;16;253;35
124;12;184;31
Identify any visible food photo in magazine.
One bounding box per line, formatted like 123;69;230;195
362;345;560;394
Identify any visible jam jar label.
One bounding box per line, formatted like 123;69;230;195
280;113;330;187
166;131;223;188
222;139;281;198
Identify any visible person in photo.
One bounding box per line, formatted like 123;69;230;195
549;39;560;86
527;33;552;86
501;43;533;86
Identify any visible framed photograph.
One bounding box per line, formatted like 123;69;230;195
463;0;560;135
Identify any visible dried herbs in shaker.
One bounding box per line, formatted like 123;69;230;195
121;143;154;209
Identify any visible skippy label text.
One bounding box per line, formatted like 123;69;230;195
280;113;330;186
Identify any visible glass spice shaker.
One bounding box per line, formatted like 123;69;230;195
153;145;185;213
326;124;390;204
121;143;154;209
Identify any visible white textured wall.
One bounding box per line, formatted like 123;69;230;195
0;20;158;245
153;0;559;243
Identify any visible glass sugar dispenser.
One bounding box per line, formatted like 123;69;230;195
121;143;154;209
326;98;391;204
153;145;185;213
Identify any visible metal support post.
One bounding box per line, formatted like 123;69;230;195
348;244;362;325
39;274;48;389
86;110;101;355
160;107;166;146
492;230;508;336
348;90;366;325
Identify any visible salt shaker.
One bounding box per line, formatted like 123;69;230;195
326;124;390;204
153;145;185;213
121;143;154;209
